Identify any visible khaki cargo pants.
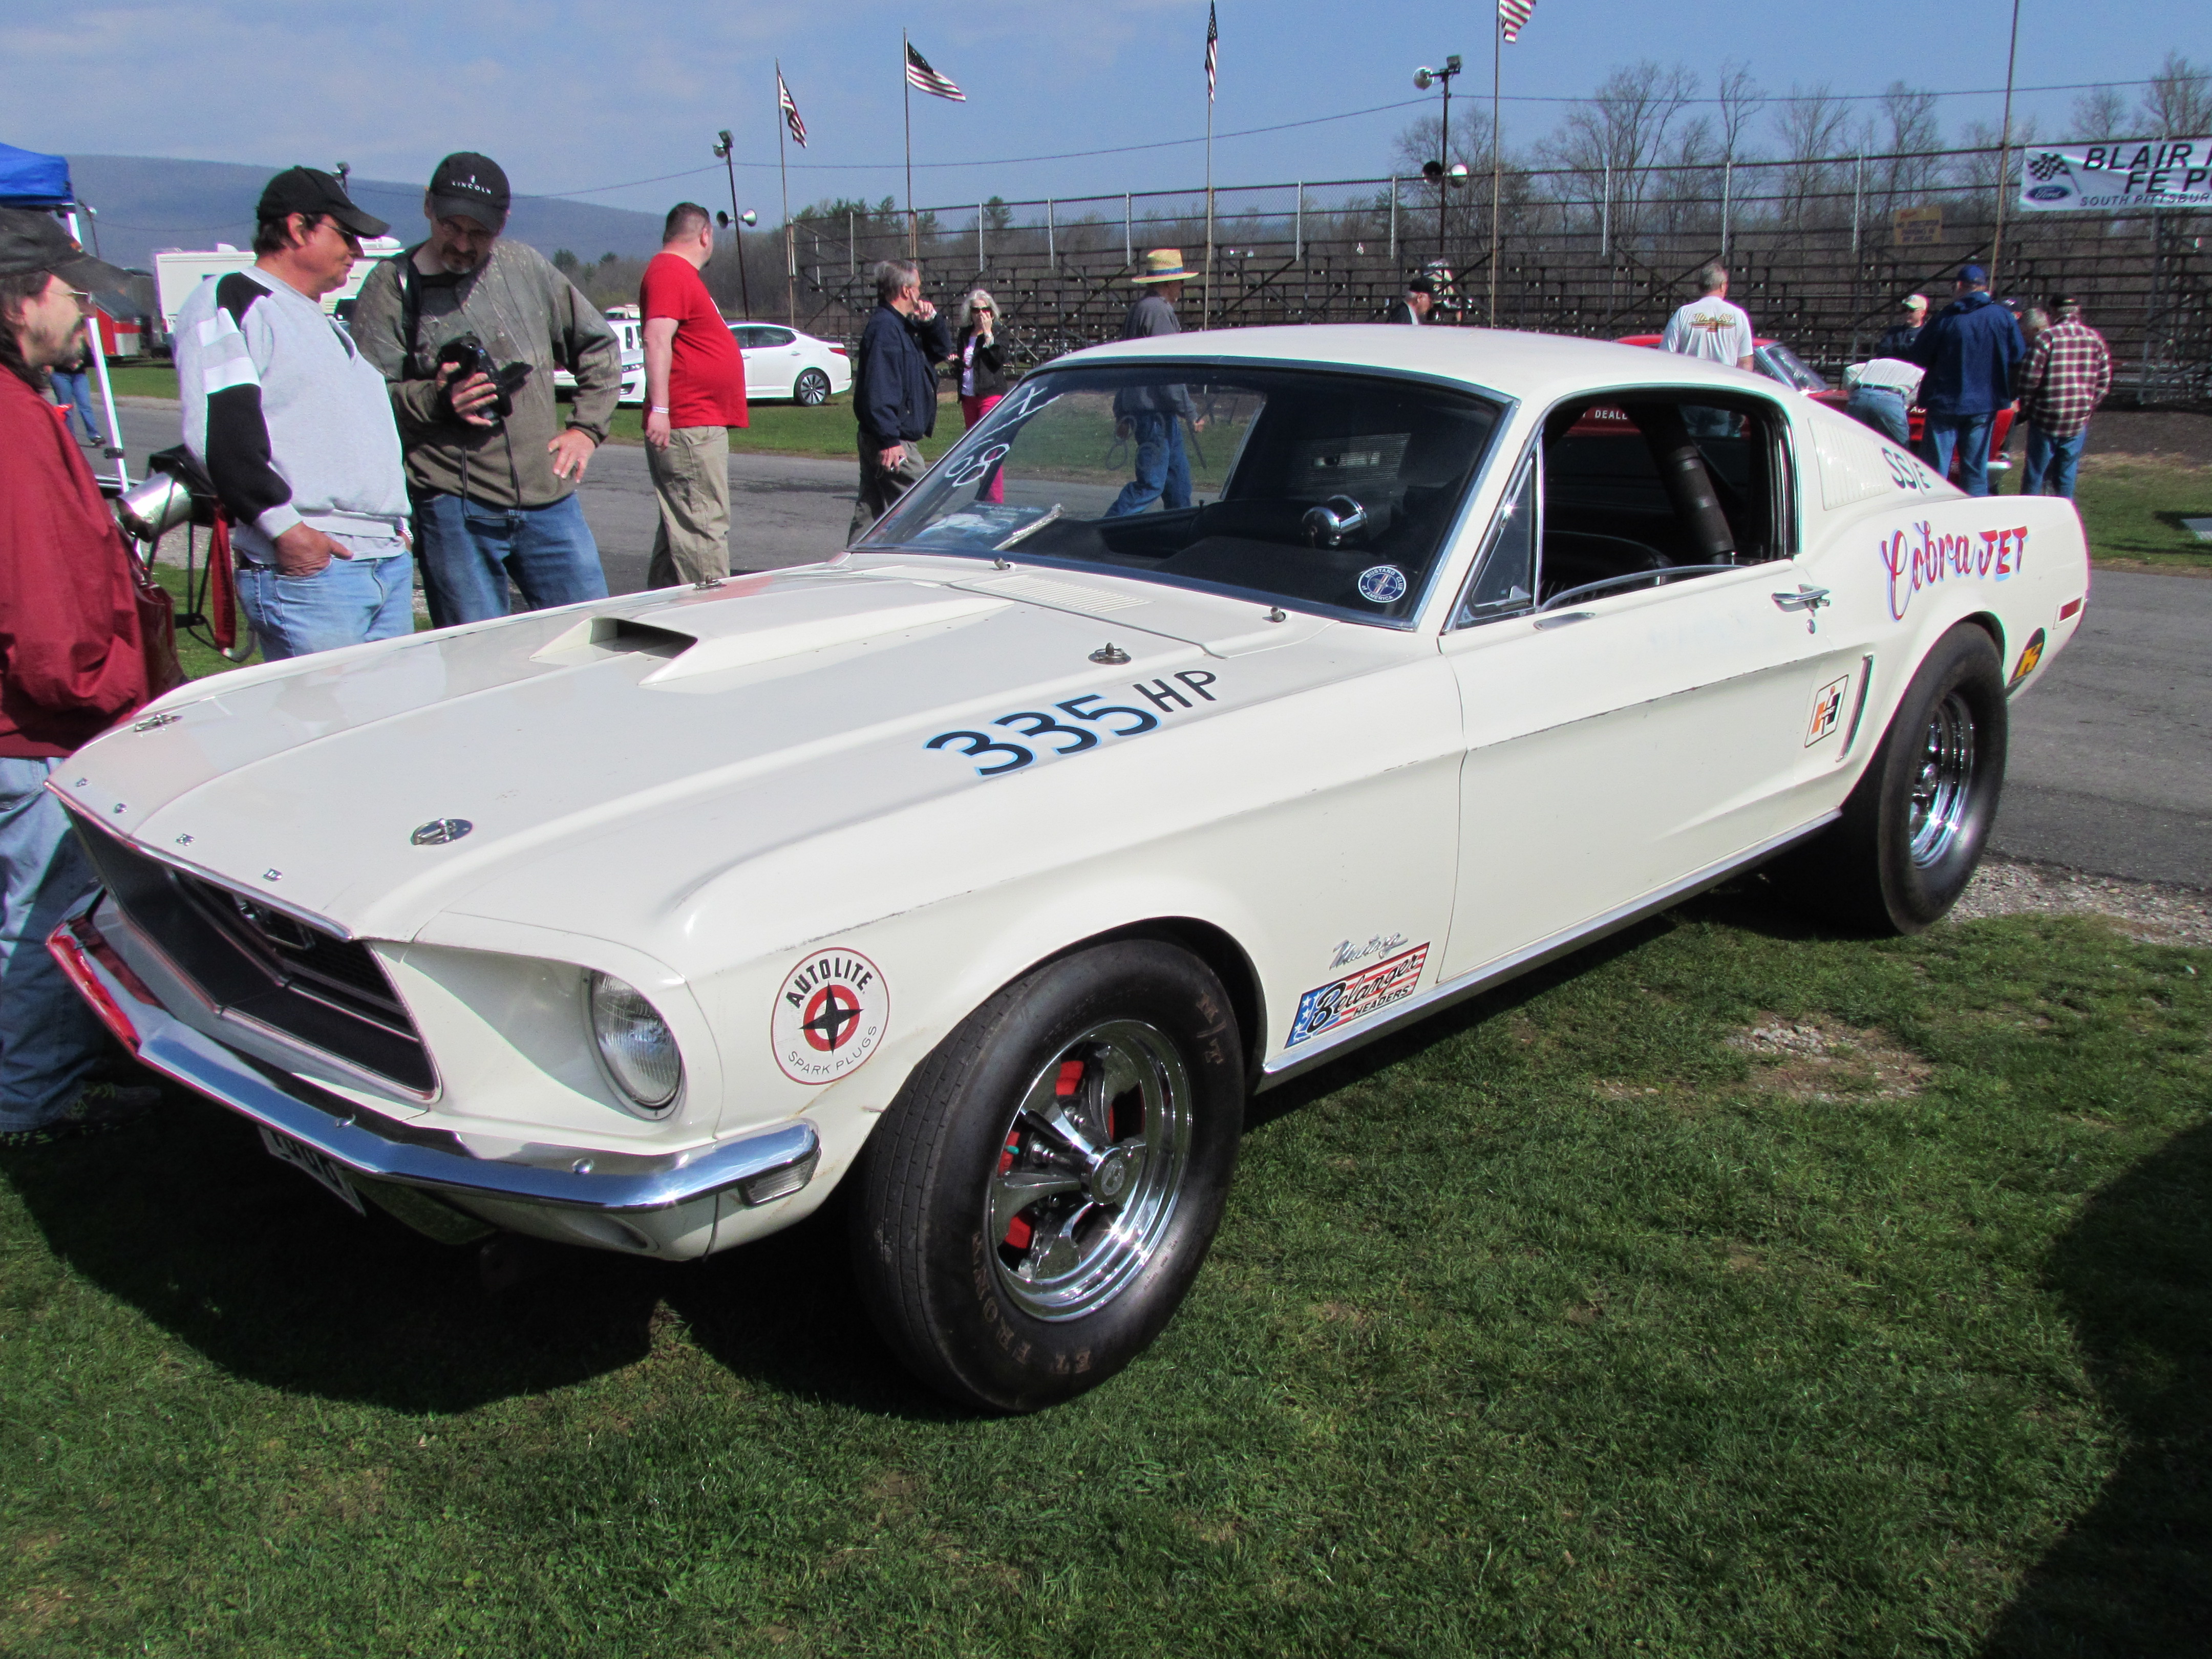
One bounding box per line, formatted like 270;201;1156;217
646;424;732;587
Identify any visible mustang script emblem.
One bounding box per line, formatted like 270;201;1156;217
410;818;474;846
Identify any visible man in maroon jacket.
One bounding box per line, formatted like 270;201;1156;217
0;208;159;1145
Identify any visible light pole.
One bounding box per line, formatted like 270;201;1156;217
711;131;752;318
1414;55;1464;268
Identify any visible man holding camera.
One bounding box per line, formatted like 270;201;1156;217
174;167;413;660
352;153;621;627
0;208;159;1144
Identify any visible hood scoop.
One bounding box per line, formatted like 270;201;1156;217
532;582;1011;685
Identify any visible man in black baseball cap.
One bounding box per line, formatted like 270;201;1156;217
0;205;160;1144
0;205;132;293
255;166;389;242
351;151;620;627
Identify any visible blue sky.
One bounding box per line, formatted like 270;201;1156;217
4;0;2201;215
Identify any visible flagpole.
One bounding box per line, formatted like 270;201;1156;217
1488;19;1501;327
1203;94;1215;329
777;61;796;328
1988;0;2021;294
903;29;918;261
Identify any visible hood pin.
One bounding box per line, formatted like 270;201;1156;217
411;818;475;847
1089;643;1131;665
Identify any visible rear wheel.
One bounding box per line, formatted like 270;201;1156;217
850;941;1244;1412
1781;622;2008;933
794;368;832;407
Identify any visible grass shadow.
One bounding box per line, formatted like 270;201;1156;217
1980;1119;2212;1656
0;1084;954;1420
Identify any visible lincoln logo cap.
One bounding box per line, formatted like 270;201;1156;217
427;152;511;232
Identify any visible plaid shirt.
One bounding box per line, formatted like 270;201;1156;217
2015;317;2111;440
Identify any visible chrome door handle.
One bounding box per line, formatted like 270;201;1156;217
1772;584;1832;633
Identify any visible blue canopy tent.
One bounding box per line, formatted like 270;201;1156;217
0;141;74;207
0;141;129;485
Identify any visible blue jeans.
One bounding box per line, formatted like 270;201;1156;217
2023;424;2086;498
411;490;607;627
1;758;109;1129
51;369;103;444
1105;412;1192;517
1919;412;1996;497
237;549;415;662
1846;386;1910;446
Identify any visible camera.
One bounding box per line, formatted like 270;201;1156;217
435;333;529;422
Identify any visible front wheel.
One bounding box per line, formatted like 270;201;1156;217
850;941;1244;1412
1781;622;2008;934
793;368;832;407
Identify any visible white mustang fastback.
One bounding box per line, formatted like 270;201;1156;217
49;326;2089;1410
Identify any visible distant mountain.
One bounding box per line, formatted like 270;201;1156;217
66;155;664;272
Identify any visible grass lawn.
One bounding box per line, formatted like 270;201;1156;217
98;361;180;399
3;887;2206;1654
2002;454;2212;576
605;394;966;468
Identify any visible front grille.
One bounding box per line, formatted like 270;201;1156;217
72;815;436;1095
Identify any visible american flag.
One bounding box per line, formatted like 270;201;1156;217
778;68;807;148
1499;0;1535;41
905;42;966;102
1205;4;1218;102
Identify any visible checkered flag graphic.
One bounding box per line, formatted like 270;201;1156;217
2028;152;2073;183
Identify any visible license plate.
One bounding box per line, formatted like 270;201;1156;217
258;1125;366;1216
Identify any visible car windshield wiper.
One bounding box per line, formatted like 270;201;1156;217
995;506;1064;550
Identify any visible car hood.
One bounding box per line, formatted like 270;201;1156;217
57;556;1348;944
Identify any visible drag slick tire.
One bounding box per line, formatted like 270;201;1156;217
1784;621;2008;934
850;941;1244;1412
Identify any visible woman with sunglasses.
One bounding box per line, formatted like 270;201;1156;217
954;288;1007;502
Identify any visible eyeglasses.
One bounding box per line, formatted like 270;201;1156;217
62;287;94;313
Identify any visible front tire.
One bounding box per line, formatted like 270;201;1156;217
850;941;1244;1412
794;368;832;407
1786;622;2008;933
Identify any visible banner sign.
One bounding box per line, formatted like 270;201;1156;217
2018;140;2211;210
1892;205;1944;245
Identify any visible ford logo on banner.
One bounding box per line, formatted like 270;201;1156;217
2027;185;2071;201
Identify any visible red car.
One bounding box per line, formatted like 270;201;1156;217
1617;334;2014;475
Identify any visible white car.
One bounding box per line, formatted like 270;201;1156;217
552;308;647;407
729;321;850;405
49;327;2088;1412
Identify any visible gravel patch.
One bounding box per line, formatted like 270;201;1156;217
1949;855;2212;946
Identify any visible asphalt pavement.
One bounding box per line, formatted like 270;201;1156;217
105;400;2210;889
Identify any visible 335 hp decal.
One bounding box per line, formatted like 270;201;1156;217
925;672;1221;777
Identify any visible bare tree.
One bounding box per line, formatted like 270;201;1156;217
1868;82;1944;222
1716;61;1764;164
2139;52;2212;137
2069;84;2130;140
1540;60;1701;245
1773;84;1858;230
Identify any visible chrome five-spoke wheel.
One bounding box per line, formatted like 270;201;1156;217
1908;691;1976;867
850;940;1244;1411
986;1019;1192;1321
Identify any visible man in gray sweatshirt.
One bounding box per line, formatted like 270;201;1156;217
351;153;622;627
175;167;413;660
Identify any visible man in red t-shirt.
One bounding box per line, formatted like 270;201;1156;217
639;203;748;584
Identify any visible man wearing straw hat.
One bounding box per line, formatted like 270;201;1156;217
1105;249;1205;518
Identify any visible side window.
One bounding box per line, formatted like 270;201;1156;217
733;327;764;350
758;327;797;348
1453;452;1538;626
1532;391;1793;606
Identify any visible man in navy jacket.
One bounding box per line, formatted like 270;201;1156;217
1906;264;2024;497
849;259;952;540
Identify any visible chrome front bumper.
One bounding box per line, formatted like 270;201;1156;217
48;897;819;1218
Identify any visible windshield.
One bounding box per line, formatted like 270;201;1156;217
1759;344;1831;392
862;365;1504;625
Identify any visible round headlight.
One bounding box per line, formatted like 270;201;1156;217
586;971;683;1114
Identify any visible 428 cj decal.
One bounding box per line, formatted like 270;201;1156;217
926;672;1221;777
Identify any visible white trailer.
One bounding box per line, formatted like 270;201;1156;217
154;238;403;332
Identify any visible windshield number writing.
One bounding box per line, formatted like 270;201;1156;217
925;673;1220;777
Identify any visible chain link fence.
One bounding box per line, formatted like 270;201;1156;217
761;142;2206;406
